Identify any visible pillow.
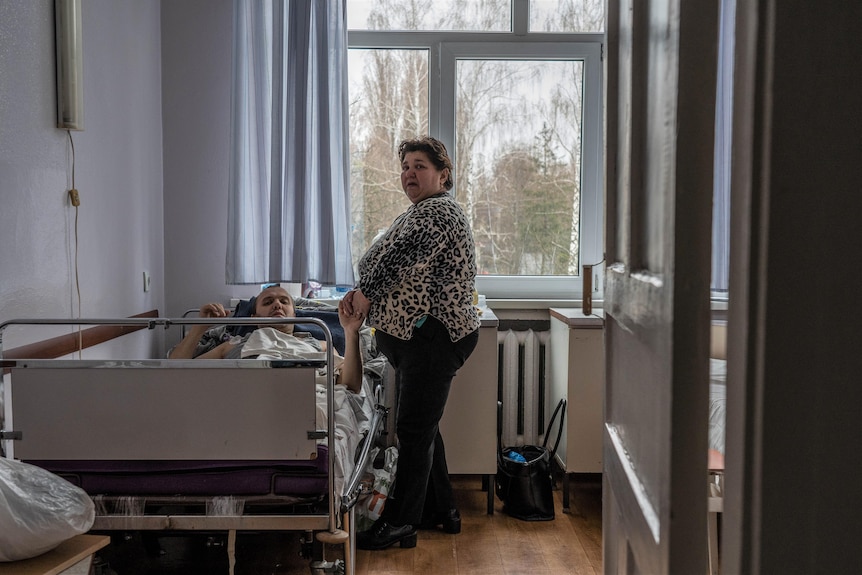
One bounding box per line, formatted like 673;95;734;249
294;308;346;356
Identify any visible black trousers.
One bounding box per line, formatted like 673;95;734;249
375;316;479;527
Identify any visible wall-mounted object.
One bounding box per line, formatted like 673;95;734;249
582;264;593;315
55;0;84;130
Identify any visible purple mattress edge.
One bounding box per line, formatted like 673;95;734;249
25;445;330;497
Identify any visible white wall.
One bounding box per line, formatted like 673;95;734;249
161;0;262;332
0;0;164;356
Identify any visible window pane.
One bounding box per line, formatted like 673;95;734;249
530;0;605;33
348;49;429;265
457;59;585;276
348;0;511;32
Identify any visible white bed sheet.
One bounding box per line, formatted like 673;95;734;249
709;358;727;454
315;375;374;498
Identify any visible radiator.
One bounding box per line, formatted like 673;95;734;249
497;329;551;447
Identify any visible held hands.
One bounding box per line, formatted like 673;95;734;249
338;299;365;333
341;289;371;319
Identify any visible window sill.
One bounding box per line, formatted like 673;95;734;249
487;298;602;311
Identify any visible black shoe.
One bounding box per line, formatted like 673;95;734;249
418;508;461;534
356;520;417;550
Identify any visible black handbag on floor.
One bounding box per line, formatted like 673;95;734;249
495;398;566;521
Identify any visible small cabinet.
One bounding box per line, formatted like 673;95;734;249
549;308;604;507
439;308;499;476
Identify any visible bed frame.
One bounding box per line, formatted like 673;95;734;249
0;316;386;575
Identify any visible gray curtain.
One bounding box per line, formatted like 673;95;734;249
712;0;735;293
227;0;354;286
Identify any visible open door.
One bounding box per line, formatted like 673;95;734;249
603;1;718;573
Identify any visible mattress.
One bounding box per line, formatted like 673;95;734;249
26;447;330;497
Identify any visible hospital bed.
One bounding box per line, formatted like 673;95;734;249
0;309;390;575
707;322;727;575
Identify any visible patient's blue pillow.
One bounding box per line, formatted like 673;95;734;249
232;297;257;319
294;309;345;356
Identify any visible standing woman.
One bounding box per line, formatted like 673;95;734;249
344;136;480;550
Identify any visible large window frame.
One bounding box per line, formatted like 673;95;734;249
348;28;605;301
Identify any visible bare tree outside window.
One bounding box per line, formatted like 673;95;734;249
531;0;605;33
348;0;512;31
348;48;428;252
457;59;585;276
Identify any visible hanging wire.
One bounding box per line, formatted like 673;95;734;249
68;130;83;357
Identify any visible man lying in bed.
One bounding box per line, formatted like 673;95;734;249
168;285;365;393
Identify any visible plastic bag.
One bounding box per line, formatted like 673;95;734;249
0;457;95;561
355;446;398;531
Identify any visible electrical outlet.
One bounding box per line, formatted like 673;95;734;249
143;271;151;292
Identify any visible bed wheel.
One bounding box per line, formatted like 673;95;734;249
309;559;345;575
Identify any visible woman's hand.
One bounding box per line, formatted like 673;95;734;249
342;289;371;318
353;290;371;317
341;289;355;315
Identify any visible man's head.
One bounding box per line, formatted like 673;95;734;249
253;285;295;332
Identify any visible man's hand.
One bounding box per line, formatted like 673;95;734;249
200;303;228;318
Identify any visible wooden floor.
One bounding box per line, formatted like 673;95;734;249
93;474;602;575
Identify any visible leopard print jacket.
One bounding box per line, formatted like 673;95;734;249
357;193;480;342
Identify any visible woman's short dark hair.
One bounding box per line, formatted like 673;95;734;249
398;136;454;190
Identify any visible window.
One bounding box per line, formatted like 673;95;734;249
347;0;512;31
530;0;605;33
347;0;605;300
